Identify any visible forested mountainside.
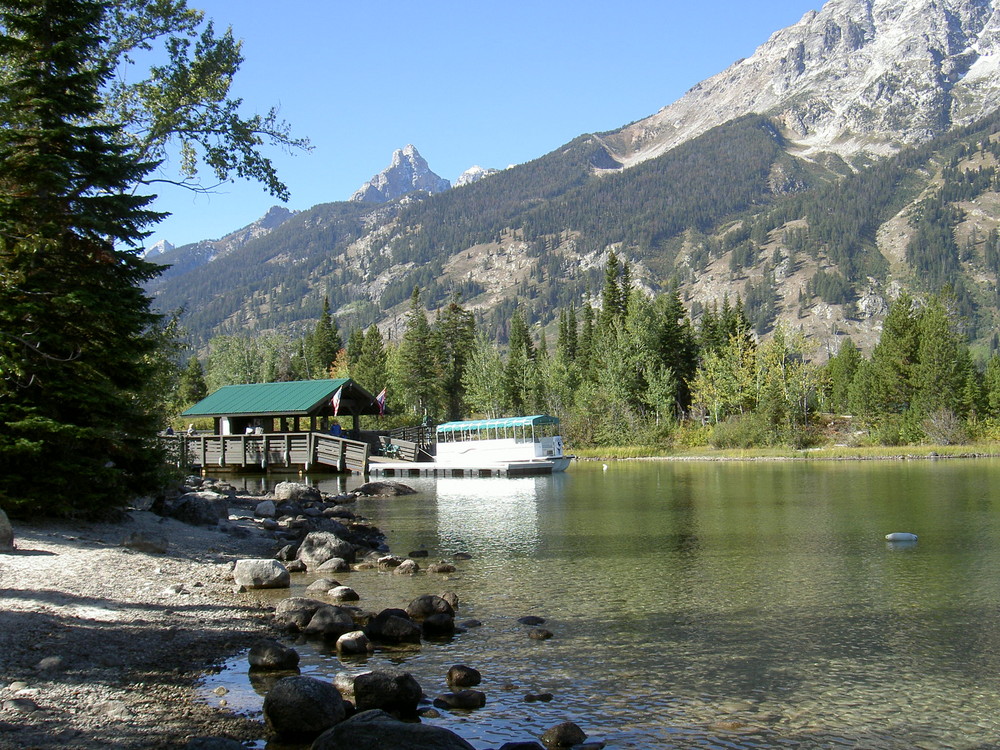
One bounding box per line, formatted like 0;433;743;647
149;110;1000;358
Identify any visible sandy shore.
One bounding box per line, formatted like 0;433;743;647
0;506;280;749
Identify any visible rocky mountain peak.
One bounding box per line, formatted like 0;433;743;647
601;0;1000;167
455;165;500;187
351;144;451;203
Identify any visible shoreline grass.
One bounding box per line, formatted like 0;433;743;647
574;443;1000;461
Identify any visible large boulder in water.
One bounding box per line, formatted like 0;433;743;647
363;608;422;646
297;531;355;567
353;669;423;718
273;481;321;504
262;675;346;740
302;605;356;639
312;709;475;750
248;639;300;671
405;594;454;621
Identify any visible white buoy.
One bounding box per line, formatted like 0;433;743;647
885;532;918;542
602;464;608;471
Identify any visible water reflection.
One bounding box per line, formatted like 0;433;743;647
435;477;543;555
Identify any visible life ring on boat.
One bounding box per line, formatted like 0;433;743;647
885;532;918;542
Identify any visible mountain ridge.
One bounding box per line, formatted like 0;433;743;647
147;0;1000;360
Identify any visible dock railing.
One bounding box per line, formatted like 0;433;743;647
165;432;368;473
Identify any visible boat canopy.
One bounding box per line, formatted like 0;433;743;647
436;415;560;434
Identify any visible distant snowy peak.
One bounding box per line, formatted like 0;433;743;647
455;165;500;187
351;144;451;203
143;239;174;259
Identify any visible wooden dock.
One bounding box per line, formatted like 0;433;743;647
164;432;369;474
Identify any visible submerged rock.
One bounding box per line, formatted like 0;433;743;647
248;639;300;671
354;481;417;497
312;709;474;750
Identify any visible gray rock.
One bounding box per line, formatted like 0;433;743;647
160;491;229;526
540;721;587;747
422;612;455;637
306;577;340;592
248;639;300;670
353;669;423;717
447;665;482;687
406;594;454;621
121;531;168;554
433;689;486;710
302;605;356;639
273;597;326;631
377;555;403;570
363;609;422;645
427;562;456;574
313;708;474;750
329;586;359;602
354;481;417;497
0;508;12;552
393;559;419;575
335;630;372;656
233;559;290;589
315;557;350;573
273;482;321;504
262;675;346;740
529;628;554;641
254;499;276;518
297;531;355;568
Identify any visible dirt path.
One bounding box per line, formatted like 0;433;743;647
0;508;280;749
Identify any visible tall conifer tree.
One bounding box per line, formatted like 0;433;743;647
0;0;165;515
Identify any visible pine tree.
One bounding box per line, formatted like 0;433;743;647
651;290;699;412
175;355;208;408
912;294;968;417
433;297;476;421
395;287;438;418
824;338;861;414
503;310;535;415
870;292;920;416
0;0;166;516
308;296;342;378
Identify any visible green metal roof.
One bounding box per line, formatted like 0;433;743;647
182;379;351;417
436;415;560;434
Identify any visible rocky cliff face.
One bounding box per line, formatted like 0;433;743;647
350;144;451;203
602;0;1000;167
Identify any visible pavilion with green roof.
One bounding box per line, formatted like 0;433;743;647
182;378;382;437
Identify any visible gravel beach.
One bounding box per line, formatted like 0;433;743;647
0;506;280;749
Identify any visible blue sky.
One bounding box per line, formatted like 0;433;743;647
148;0;822;249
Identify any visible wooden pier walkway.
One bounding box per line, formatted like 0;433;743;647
164;432;369;473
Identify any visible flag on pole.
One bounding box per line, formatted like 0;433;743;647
331;386;343;417
376;387;387;416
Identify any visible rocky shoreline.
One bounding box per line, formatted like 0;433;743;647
0;478;594;749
